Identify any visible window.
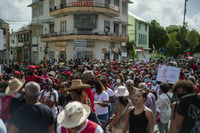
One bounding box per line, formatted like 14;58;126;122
145;24;147;31
74;14;97;30
114;23;119;35
39;28;43;36
104;20;110;33
138;23;141;30
122;25;126;36
32;7;38;17
39;4;43;15
60;20;67;33
122;3;127;15
105;0;111;8
49;24;54;33
114;0;119;6
49;0;54;10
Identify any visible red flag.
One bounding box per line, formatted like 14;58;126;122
118;48;121;54
141;47;144;51
43;57;45;63
186;51;190;55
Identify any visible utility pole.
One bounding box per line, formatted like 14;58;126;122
6;29;9;66
183;0;188;27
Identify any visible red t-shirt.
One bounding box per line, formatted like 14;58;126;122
0;95;13;120
25;74;42;84
85;88;95;112
57;119;101;133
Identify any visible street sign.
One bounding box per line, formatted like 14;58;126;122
74;39;87;47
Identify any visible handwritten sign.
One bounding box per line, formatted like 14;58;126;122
156;64;180;84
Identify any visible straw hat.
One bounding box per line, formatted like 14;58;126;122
68;79;91;91
5;78;24;96
57;101;90;128
115;86;129;97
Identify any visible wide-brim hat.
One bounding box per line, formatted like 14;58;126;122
57;101;90;128
68;79;91;91
115;85;129;97
5;78;24;96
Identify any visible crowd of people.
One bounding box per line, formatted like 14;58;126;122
0;58;199;133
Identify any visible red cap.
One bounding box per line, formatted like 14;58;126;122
28;65;37;70
94;71;99;75
14;71;20;76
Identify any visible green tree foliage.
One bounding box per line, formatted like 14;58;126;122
149;20;169;51
166;33;181;57
186;30;199;52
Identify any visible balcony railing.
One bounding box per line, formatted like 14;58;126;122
41;31;127;38
49;2;120;13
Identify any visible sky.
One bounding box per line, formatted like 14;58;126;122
0;0;199;32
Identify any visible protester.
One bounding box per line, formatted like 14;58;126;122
57;101;103;133
67;79;101;126
138;82;156;125
171;91;200;133
0;81;12;122
94;79;109;129
0;118;6;133
126;79;137;105
40;78;58;118
5;78;26;116
170;80;196;132
25;65;42;84
106;86;132;133
122;89;154;133
82;70;96;112
7;82;54;133
156;82;171;133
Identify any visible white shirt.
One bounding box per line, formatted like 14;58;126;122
106;88;114;97
40;89;58;118
94;91;109;115
156;93;171;124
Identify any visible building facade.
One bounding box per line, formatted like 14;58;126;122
10;27;32;65
28;0;132;63
0;19;10;64
128;12;150;61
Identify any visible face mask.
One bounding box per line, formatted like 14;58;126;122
152;80;157;84
116;79;121;83
144;78;149;83
0;92;6;97
109;76;112;80
127;76;131;79
127;69;130;72
91;88;96;93
112;79;115;82
13;92;21;98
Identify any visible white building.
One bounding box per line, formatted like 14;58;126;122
128;12;150;61
28;0;132;63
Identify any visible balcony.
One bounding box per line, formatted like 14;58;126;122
41;31;127;43
49;2;120;17
28;0;44;7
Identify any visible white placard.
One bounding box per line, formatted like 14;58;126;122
156;64;180;84
121;52;127;57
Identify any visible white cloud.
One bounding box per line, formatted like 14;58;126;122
187;12;200;32
0;0;32;31
129;0;200;32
